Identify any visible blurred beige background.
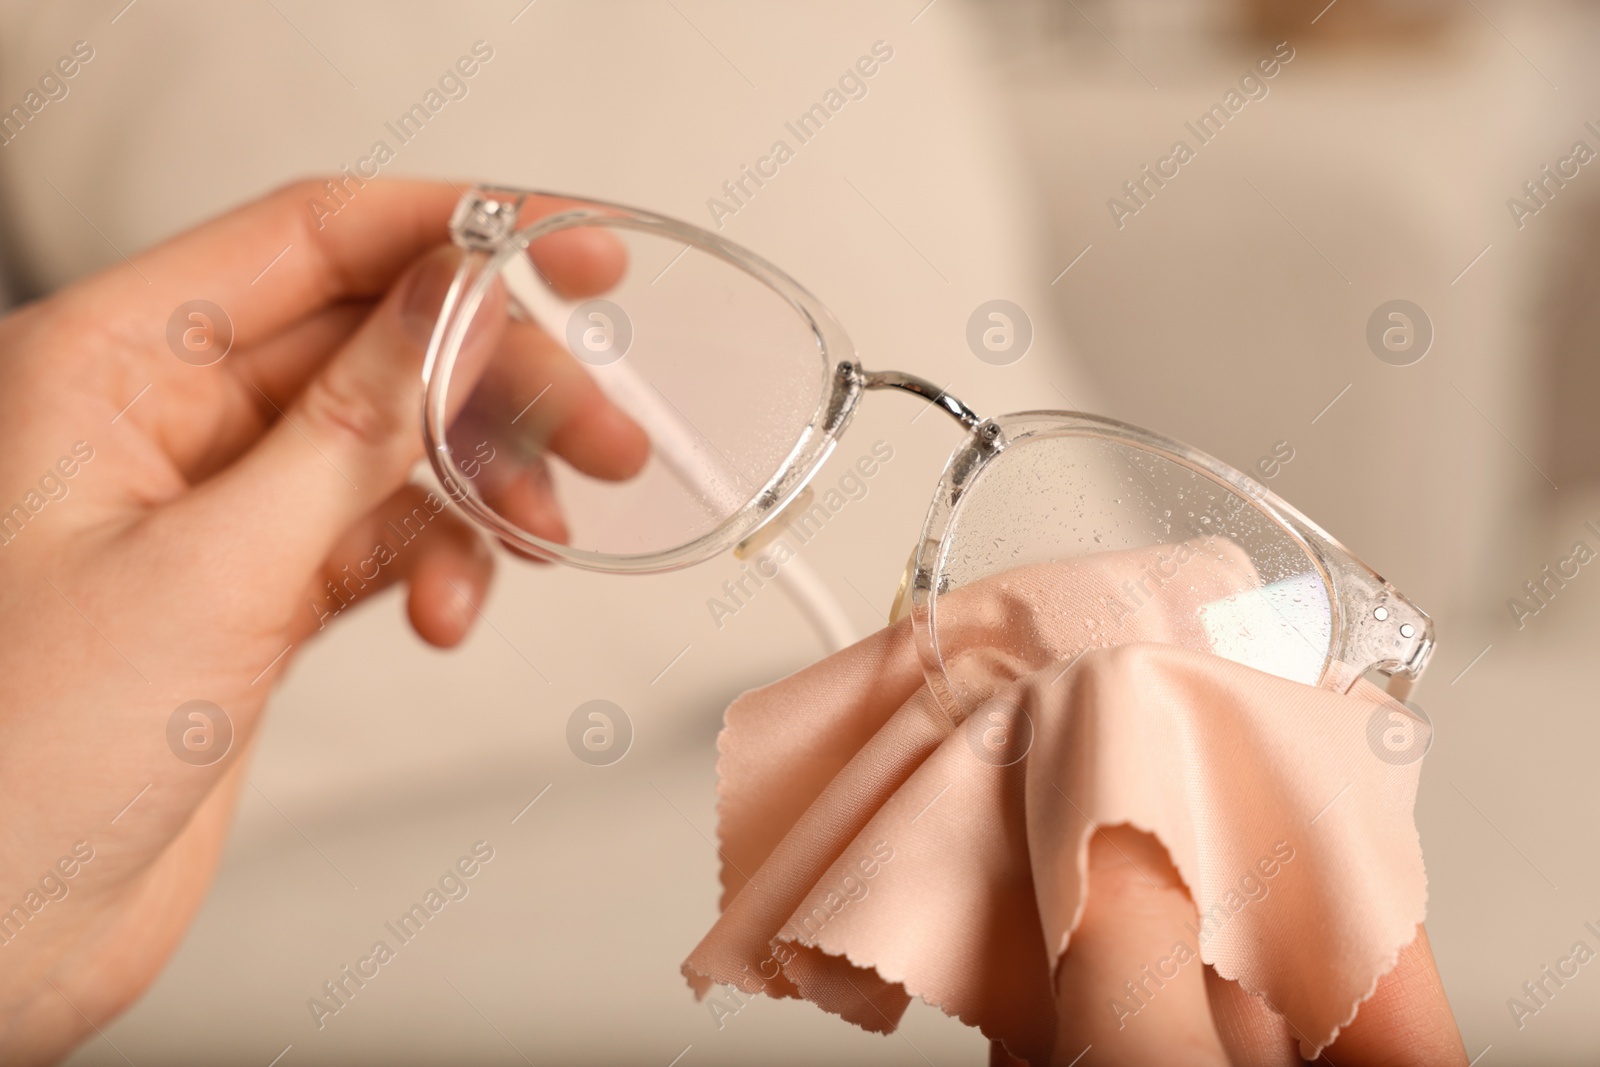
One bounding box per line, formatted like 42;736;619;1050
1;0;1597;1063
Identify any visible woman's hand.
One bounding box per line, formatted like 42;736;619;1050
0;179;643;1064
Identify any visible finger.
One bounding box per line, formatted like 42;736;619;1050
71;180;611;349
229;300;372;409
168;300;374;483
1313;926;1467;1066
173;243;648;590
511;319;651;480
432;295;651;551
500;458;569;546
989;1042;1028;1066
1204;968;1298;1067
529;223;627;298
433;438;562;564
168;245;479;582
211;259;631;486
69;180;626;466
405;515;495;648
294;484;493;647
1052;825;1229;1066
64;179;457;352
446;308;651;483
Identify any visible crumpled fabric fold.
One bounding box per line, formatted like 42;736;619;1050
683;549;1429;1063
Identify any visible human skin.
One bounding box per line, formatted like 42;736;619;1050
0;179;1467;1066
1041;826;1468;1066
0;179;646;1064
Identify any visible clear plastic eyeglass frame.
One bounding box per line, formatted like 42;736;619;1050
421;185;1435;716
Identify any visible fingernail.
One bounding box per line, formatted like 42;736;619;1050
399;249;461;348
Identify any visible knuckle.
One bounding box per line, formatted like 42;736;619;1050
297;371;409;457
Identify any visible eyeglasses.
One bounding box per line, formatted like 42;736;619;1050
420;185;1434;716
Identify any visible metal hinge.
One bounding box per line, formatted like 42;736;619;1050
449;187;525;251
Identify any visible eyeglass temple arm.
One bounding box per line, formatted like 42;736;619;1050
857;368;983;431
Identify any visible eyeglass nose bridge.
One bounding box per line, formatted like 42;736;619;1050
848;365;986;432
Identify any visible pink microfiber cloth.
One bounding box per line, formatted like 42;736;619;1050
682;551;1429;1063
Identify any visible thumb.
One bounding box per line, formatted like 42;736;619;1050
170;245;490;582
